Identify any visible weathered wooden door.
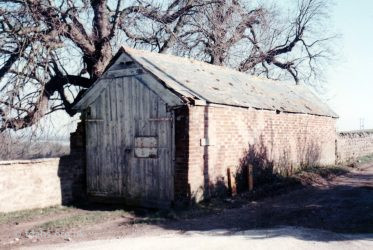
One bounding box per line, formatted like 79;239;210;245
85;77;174;207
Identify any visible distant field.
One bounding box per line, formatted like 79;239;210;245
0;134;69;160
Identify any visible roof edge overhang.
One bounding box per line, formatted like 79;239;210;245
72;48;126;110
73;47;188;111
73;46;339;119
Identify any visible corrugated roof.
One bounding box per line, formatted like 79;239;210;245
122;47;338;118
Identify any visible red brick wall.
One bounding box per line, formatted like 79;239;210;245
176;105;337;201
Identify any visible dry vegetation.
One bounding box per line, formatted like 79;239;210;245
0;133;69;160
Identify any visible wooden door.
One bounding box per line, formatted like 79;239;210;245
85;77;174;207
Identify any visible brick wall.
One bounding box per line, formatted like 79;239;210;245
175;105;337;201
0;121;86;213
336;130;373;163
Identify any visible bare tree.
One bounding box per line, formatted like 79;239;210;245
125;0;335;84
0;0;335;132
0;0;211;131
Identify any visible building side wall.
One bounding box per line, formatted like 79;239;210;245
336;131;373;163
184;105;336;201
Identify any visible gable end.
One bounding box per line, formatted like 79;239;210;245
73;51;185;110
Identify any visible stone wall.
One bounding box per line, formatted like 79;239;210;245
336;130;373;163
0;158;61;213
0;121;86;213
175;105;337;201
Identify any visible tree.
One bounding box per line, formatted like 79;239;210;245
0;0;335;132
126;0;335;83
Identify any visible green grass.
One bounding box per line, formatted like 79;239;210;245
32;213;105;232
31;209;130;232
357;154;373;165
0;206;73;225
1;205;132;232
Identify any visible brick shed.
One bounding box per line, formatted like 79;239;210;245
74;47;338;207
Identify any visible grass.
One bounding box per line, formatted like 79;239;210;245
0;206;73;225
30;209;131;232
357;154;373;165
1;204;132;233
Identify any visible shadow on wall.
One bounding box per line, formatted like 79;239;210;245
297;137;321;168
173;107;192;206
188;132;324;201
235;137;274;193
57;121;86;205
234;135;322;194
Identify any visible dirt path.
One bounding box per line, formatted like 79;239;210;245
157;163;373;234
2;164;373;249
23;227;373;250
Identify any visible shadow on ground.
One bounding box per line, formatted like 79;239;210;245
68;165;373;242
72;184;373;242
166;188;372;242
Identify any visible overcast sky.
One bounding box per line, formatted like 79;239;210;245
325;0;373;131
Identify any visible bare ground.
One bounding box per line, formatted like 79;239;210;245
1;162;372;249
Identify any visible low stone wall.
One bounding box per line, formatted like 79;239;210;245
336;130;373;163
0;121;86;213
0;158;60;212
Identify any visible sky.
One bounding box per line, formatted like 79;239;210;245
325;0;373;131
39;0;373;139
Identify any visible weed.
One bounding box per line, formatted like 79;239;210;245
0;206;72;225
357;154;373;165
297;165;350;179
31;209;130;232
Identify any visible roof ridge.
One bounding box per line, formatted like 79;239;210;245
115;46;338;118
121;46;297;87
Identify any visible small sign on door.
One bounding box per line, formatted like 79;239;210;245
134;137;158;158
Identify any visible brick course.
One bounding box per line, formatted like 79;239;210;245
174;105;337;201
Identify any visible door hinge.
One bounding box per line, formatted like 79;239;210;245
86;119;103;122
148;117;172;122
